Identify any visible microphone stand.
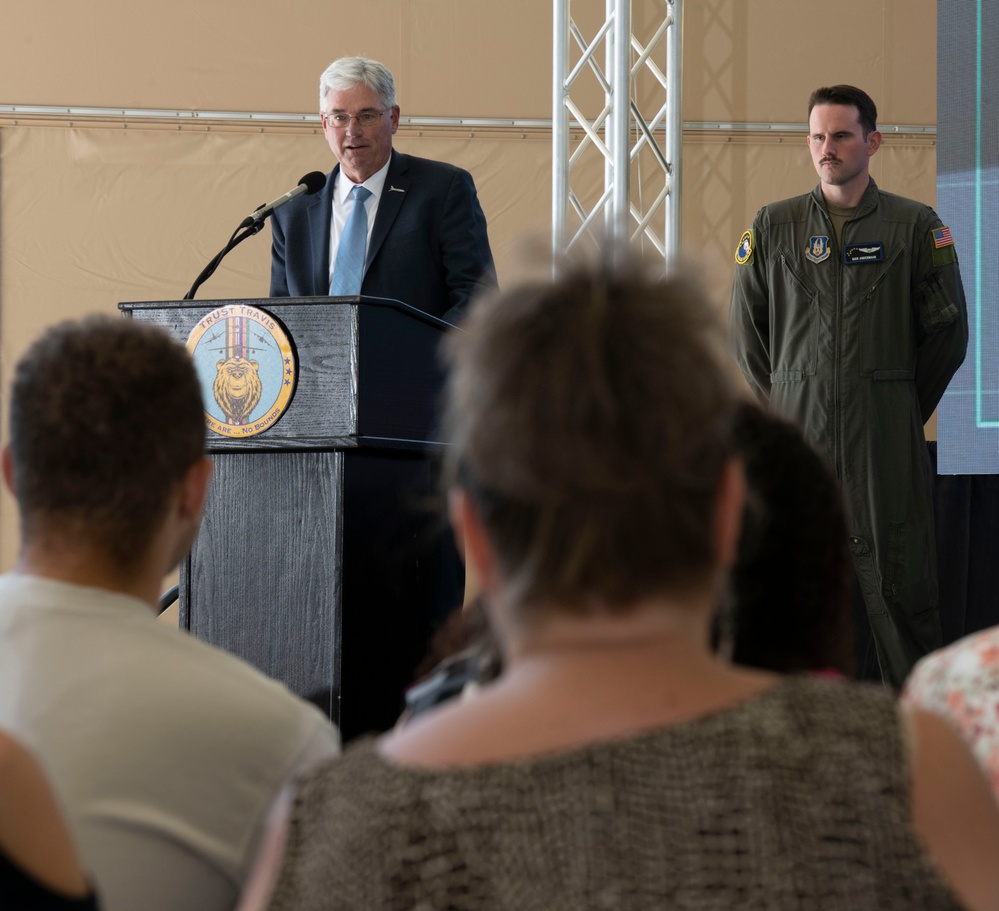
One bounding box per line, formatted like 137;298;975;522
184;219;264;300
183;171;325;300
183;216;267;302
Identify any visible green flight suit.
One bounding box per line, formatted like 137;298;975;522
729;178;968;688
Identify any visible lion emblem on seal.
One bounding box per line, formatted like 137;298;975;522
213;357;263;424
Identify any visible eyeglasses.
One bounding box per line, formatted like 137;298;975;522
322;109;389;129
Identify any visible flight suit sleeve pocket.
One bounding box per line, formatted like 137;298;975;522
916;271;960;334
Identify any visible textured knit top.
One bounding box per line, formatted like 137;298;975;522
267;677;961;910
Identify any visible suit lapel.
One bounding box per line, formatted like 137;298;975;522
309;166;337;295
365;151;410;275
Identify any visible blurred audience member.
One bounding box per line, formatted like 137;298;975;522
716;402;854;676
400;596;499;722
0;317;338;911
407;403;854;721
903;628;999;800
0;730;98;910
241;249;999;911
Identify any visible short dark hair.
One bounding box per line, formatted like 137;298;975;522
808;84;878;138
441;248;739;617
722;403;853;675
7;315;206;568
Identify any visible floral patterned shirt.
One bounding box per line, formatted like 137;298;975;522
902;627;999;798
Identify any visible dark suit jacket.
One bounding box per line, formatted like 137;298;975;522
269;150;496;323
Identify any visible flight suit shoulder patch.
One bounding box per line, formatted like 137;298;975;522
930;225;957;266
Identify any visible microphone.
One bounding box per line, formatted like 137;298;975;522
240;171;326;228
184;170;327;300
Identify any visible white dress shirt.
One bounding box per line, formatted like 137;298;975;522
328;158;392;289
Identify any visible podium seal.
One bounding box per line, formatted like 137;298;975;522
186;304;297;438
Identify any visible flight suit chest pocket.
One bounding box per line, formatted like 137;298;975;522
770;245;818;382
857;245;912;376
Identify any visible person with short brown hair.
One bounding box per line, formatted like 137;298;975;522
0;316;338;911
730;85;968;687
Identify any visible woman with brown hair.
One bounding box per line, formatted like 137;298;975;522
241;249;999;911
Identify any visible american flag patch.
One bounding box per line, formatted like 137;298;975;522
933;226;954;248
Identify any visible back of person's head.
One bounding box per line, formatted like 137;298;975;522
6;315;206;569
807;84;878;138
721;402;854;675
442;247;740;620
319;56;396;110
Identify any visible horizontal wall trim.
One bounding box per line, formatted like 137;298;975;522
0;105;553;129
684;121;936;134
0;105;937;136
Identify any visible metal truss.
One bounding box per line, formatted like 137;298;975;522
553;0;682;263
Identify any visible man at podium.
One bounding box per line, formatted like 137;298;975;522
269;56;497;324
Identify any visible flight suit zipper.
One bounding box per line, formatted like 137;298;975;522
827;206;844;481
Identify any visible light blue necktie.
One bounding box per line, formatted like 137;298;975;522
329;185;372;296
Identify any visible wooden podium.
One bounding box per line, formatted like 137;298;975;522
118;296;462;741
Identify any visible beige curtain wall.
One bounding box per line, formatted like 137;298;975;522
0;0;940;570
